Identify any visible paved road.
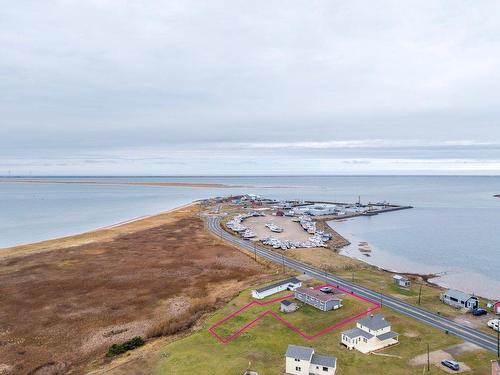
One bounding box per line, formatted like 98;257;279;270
208;217;500;353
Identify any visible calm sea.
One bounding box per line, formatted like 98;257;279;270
1;176;499;298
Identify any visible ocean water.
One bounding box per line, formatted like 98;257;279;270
1;176;499;298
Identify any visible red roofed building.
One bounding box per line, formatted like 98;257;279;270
493;301;500;315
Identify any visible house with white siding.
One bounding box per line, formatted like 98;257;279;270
393;275;411;287
251;277;302;299
280;300;299;313
285;345;337;375
294;287;342;312
341;314;399;353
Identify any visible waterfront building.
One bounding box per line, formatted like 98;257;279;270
440;289;479;311
393;274;411;287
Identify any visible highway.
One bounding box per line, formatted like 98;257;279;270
207;216;500;353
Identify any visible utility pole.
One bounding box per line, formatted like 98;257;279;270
282;253;285;273
380;283;384;307
497;320;499;358
418;284;423;305
427;343;430;372
253;242;257;262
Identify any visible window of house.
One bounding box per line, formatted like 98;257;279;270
294;358;300;362
323;367;329;371
295;366;301;371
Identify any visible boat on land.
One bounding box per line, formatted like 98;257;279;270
265;222;284;233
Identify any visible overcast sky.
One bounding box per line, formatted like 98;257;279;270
2;1;500;175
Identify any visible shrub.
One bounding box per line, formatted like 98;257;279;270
106;336;145;357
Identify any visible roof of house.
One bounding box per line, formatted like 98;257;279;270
377;331;399;341
254;277;301;294
342;327;373;340
443;289;477;302
285;345;314;361
281;299;295;306
311;354;337;368
357;314;391;331
295;287;341;303
393;274;409;281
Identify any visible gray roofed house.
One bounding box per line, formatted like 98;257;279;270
251;277;302;299
294;287;343;312
341;327;374;340
285;345;314;361
311;354;337;368
357;314;391;331
280;299;299;313
341;314;399;354
440;289;479;311
377;331;400;341
393;274;411;287
285;345;337;375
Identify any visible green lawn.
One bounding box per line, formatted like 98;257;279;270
152;287;498;375
282;294;374;334
213;290;374;340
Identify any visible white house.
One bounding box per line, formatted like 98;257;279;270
341;314;399;354
285;345;336;375
440;289;479;311
280;300;299;313
251;277;302;299
393;275;411;287
294;287;343;312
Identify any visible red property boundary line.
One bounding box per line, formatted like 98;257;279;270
208;284;380;344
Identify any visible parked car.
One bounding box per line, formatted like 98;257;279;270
472;308;487;316
487;319;500;331
441;359;460;371
319;287;334;294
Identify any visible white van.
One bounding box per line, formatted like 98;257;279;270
487;319;499;331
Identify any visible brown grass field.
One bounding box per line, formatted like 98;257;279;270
0;205;274;375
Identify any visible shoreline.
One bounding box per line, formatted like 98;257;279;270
2;200;495;300
0;202;198;259
0;199;275;374
326;221;499;300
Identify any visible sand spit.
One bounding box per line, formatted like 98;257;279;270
0;179;240;189
0;203;274;374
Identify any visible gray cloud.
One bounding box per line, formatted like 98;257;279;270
1;1;500;174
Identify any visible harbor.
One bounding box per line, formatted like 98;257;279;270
220;194;412;251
